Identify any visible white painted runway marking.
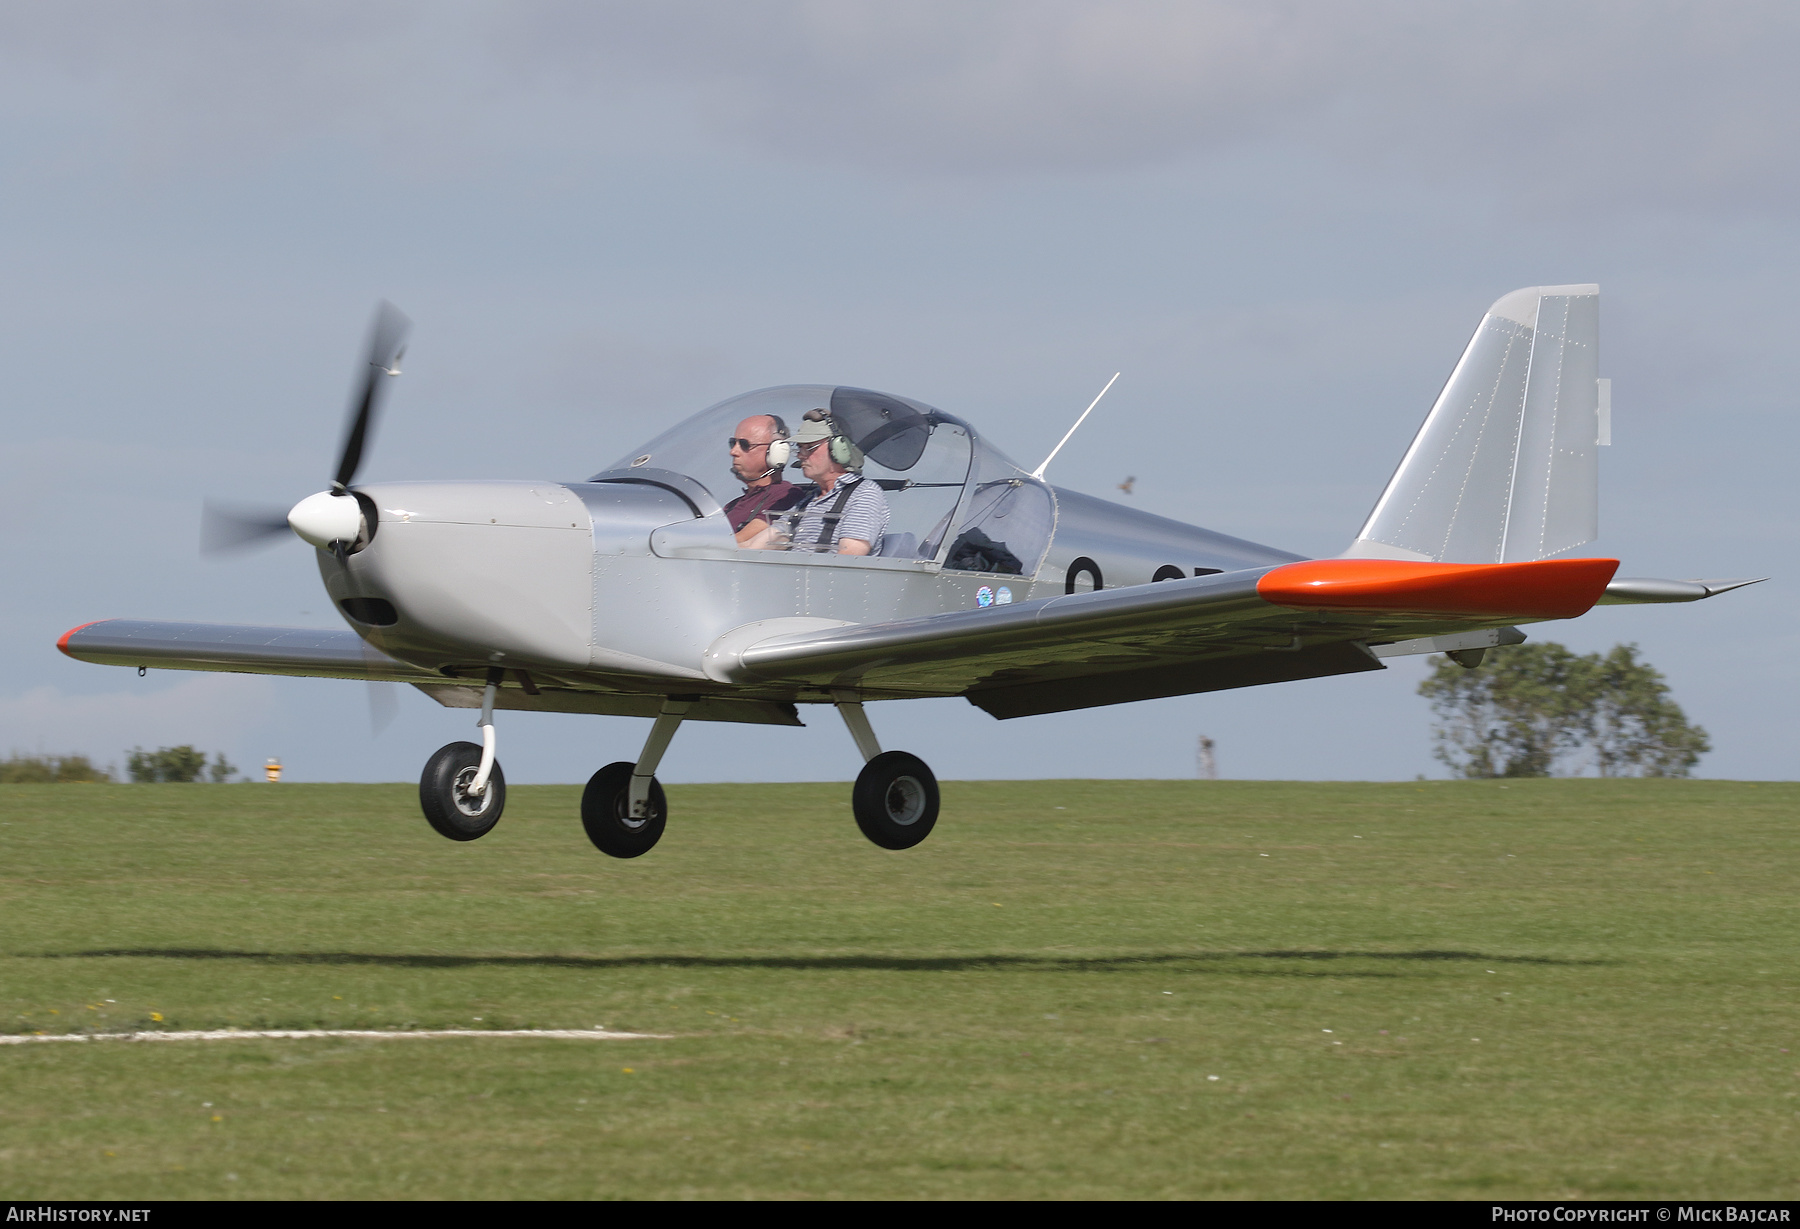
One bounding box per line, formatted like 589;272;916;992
1;1028;669;1044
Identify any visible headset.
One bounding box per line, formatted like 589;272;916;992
801;408;863;468
763;414;792;472
829;433;860;468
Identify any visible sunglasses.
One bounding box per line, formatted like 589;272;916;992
726;437;769;452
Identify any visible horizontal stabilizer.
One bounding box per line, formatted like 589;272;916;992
1351;285;1601;564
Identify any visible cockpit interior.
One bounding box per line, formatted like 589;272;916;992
592;385;1055;577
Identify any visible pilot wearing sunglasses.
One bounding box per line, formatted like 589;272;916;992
722;414;804;545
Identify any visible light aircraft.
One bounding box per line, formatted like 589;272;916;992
59;285;1754;855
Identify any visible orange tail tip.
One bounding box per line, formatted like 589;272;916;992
57;621;105;656
1257;558;1620;620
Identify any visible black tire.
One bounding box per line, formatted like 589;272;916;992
419;740;505;841
581;761;666;859
852;751;939;850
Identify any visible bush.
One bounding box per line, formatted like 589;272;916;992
0;754;112;783
125;747;237;783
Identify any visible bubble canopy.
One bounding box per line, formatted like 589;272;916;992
592;384;1055;575
603;386;950;478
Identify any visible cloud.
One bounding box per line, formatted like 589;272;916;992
2;2;1797;214
540;1;1800;212
507;1;1332;169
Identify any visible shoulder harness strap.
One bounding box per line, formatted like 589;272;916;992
808;479;860;552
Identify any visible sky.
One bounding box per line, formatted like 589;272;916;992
1;1;1794;784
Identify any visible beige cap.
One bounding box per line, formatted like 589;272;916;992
791;409;835;444
792;409;863;467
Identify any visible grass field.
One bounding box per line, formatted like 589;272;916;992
1;778;1796;1200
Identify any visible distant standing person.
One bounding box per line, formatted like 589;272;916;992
721;414;803;545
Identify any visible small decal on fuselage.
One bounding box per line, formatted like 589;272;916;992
976;586;994;607
996;586;1013;605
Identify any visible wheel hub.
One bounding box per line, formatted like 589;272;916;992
613;796;651;830
884;775;926;826
451;766;494;818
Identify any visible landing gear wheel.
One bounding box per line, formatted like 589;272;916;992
581;761;666;859
852;751;939;850
419;740;505;841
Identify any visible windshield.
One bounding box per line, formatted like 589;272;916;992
602;386;838;488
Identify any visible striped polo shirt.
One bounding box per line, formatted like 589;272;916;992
783;474;890;553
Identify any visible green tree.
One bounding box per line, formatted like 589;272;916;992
1419;641;1708;778
1419;642;1593;777
0;754;111;783
208;752;237;784
1588;644;1711;777
126;745;212;783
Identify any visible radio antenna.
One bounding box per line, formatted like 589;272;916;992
1030;372;1120;481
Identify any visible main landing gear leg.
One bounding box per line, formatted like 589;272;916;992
419;667;507;840
581;697;691;858
837;690;939;850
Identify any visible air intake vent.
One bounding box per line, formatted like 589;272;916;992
339;598;398;626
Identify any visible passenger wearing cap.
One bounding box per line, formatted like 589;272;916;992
746;409;889;555
721;413;803;545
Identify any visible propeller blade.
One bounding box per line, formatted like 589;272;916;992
200;500;293;555
367;680;399;737
358;637;400;736
333;300;411;492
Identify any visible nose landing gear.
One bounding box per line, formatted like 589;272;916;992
420;668;507;840
420;740;506;840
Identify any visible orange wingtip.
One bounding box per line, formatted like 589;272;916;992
56;621;104;656
1258;558;1620;620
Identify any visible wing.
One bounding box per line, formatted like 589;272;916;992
706;558;1701;719
57;618;808;727
57;620;441;683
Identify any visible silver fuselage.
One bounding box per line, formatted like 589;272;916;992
325;477;1303;705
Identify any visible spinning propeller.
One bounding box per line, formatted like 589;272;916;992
200;302;412;738
200;301;412;556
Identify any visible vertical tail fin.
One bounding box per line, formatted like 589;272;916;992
1347;285;1601;564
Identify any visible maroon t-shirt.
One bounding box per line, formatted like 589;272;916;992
723;479;804;532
